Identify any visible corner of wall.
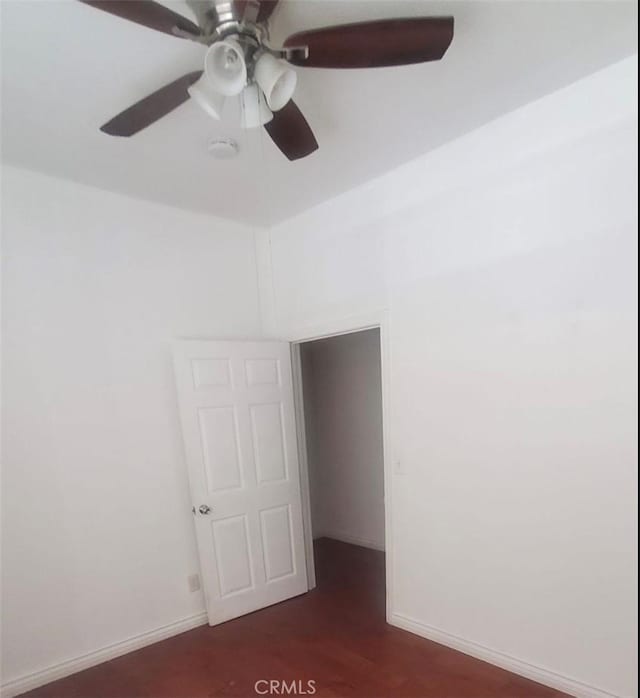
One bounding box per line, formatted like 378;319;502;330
253;226;278;338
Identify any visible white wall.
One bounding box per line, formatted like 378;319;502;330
301;329;384;551
263;57;638;698
0;166;262;689
1;54;636;698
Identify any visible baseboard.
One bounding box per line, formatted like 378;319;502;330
390;612;621;698
0;611;208;698
317;530;385;552
4;608;620;698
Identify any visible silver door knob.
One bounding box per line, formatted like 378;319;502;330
198;504;211;515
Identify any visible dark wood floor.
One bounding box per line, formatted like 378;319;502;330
22;538;568;698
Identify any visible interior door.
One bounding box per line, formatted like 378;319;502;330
173;340;308;625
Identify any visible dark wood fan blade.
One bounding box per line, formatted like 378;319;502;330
284;17;454;68
100;72;202;137
264;101;318;161
256;0;279;22
233;0;280;23
79;1;200;38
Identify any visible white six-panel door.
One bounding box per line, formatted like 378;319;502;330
173;340;308;625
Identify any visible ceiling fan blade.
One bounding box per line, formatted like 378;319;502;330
233;0;280;23
79;1;200;38
100;72;202;137
284;17;454;69
264;101;318;161
255;0;280;22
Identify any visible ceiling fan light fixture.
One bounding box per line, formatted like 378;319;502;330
204;38;247;97
241;84;273;129
254;52;297;111
188;75;226;120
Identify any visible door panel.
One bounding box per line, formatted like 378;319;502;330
173;340;308;625
192;358;232;388
212;515;254;596
251;402;288;483
199;406;244;492
260;504;296;581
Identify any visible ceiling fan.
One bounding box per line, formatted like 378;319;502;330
80;0;454;161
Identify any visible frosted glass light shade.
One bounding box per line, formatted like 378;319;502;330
254;53;297;111
188;75;225;119
205;39;247;97
241;84;273;129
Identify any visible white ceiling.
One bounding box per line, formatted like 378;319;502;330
1;1;637;225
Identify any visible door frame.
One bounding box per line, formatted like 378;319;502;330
287;311;394;622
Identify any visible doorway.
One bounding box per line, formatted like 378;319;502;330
295;328;386;617
172;325;391;628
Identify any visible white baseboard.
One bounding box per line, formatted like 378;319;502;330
0;611;208;698
3;607;621;698
316;530;385;552
390;612;621;698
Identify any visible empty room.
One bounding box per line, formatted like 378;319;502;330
1;1;637;698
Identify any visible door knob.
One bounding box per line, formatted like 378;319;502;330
198;504;211;515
